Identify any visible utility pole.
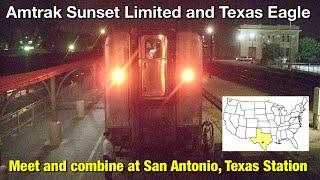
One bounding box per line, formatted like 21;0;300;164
49;76;62;146
206;26;214;62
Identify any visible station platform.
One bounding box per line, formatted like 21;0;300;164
1;89;106;180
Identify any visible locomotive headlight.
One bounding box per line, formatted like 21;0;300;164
111;67;125;84
181;68;195;83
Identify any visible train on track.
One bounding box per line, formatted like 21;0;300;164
104;28;204;154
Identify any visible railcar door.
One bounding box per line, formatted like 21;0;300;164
137;34;176;149
140;35;167;97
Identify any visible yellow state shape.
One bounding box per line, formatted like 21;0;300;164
250;129;273;150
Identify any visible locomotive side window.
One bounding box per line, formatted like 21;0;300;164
140;35;167;97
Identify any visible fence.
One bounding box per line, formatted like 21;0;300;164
0;98;48;138
0;85;45;105
267;62;320;75
0;72;101;139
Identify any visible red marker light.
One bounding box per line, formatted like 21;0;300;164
182;68;195;83
111;67;125;84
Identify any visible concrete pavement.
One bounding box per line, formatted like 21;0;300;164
2;89;106;180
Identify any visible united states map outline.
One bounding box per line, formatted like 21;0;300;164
223;97;308;150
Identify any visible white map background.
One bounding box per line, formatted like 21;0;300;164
222;96;309;151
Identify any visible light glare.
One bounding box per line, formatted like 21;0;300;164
112;68;125;84
100;29;106;34
206;26;214;34
182;69;195;83
250;33;256;39
238;34;244;41
68;44;75;51
23;46;34;52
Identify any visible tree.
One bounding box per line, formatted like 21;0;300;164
262;43;282;64
77;33;95;51
12;29;23;51
0;42;7;51
298;37;320;63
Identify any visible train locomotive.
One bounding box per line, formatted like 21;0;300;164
104;28;203;154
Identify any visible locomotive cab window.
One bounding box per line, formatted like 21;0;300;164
140;35;168;97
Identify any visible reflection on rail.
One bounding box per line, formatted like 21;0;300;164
202;88;222;110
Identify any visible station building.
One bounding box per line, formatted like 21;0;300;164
236;24;301;63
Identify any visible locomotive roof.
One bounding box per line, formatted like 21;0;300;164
105;19;201;32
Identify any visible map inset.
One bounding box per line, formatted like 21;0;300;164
222;96;309;151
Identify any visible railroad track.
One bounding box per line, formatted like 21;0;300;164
202;88;222;111
202;88;223;134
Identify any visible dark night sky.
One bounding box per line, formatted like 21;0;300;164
0;0;319;44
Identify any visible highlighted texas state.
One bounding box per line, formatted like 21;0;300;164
250;129;273;150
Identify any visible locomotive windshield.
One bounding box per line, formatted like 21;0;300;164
140;35;167;97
